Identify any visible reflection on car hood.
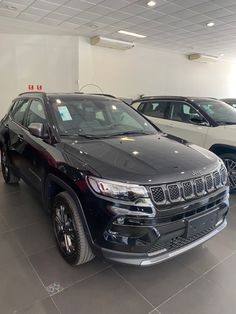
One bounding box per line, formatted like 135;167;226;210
62;134;220;185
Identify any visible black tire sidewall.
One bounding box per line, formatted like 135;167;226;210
1;148;10;183
52;194;81;265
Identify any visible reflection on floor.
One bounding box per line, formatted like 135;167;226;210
0;174;235;314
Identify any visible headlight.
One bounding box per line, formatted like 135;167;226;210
87;176;148;201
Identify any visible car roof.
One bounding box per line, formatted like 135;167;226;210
221;98;236;101
132;96;216;103
132;96;189;102
17;92;118;102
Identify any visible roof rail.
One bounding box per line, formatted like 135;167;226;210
90;93;117;99
18;91;47;96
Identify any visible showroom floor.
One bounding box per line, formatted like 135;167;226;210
0;173;236;314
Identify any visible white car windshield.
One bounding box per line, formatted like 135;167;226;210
193;98;236;125
50;96;158;138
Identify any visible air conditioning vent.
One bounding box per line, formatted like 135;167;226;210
90;36;135;50
188;53;219;63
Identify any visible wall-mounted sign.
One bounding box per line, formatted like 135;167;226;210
27;84;43;91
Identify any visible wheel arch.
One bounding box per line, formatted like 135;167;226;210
209;144;236;156
44;173;94;246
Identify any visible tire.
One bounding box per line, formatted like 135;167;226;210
220;153;236;193
52;191;94;266
1;148;20;184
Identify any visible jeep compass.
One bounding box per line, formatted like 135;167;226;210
0;92;229;266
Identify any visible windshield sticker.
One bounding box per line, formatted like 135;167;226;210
58;106;72;121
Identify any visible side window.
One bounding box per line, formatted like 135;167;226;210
131;102;141;110
142;101;168;119
169;102;202;123
25;99;46;128
12;99;30;125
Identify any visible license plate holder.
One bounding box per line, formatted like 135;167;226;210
186;209;218;238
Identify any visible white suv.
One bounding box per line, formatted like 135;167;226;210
131;96;236;191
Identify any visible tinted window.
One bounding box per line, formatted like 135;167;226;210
142;101;168;118
13;99;30;125
169;101;203;123
50;96;158;138
25;100;46;128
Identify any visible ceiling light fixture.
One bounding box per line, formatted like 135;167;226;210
147;1;156;7
206;21;215;27
118;30;146;38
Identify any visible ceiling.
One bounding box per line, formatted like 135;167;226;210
1;0;236;57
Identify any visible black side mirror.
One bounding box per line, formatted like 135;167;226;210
190;116;208;126
28;122;48;138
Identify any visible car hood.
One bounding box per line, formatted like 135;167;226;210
62;134;220;185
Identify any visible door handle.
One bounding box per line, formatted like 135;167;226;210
17;134;24;141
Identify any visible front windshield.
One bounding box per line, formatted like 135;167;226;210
50;96;158;138
193;98;236;125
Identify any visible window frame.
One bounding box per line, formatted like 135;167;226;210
167;100;210;126
138;100;170;119
24;98;47;129
11;98;31;128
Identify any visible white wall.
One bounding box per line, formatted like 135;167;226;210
0;34;79;118
78;36;236;100
1;33;236;118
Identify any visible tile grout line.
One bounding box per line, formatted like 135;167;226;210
13;295;59;314
112;267;155;310
49;264;113;297
201;251;236;278
50;296;62;314
0;214;49;234
155;250;236;311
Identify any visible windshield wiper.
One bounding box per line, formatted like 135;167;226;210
109;130;152;137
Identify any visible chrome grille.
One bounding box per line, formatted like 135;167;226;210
168;184;181;202
150;186;166;204
182;181;194;199
221;167;227;185
194;178;205;196
205;174;214;192
150;168;227;206
213;171;221;188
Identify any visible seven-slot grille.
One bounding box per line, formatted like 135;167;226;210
150;167;227;206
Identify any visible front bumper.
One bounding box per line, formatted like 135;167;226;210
102;219;227;266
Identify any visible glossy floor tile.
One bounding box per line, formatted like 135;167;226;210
0;174;235;314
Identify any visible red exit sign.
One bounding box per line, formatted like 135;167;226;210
28;84;43;91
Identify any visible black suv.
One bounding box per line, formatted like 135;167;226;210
0;92;229;266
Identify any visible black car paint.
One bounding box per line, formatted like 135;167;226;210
0;93;229;265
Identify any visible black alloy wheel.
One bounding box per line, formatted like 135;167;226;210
1;148;20;184
52;192;94;265
221;153;236;192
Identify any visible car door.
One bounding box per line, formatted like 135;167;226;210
166;101;210;146
133;100;171;133
20;98;49;192
7;98;31;176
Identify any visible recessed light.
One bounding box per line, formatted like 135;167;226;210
118;30;146;38
147;1;156;7
207;22;215;27
220;53;224;57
